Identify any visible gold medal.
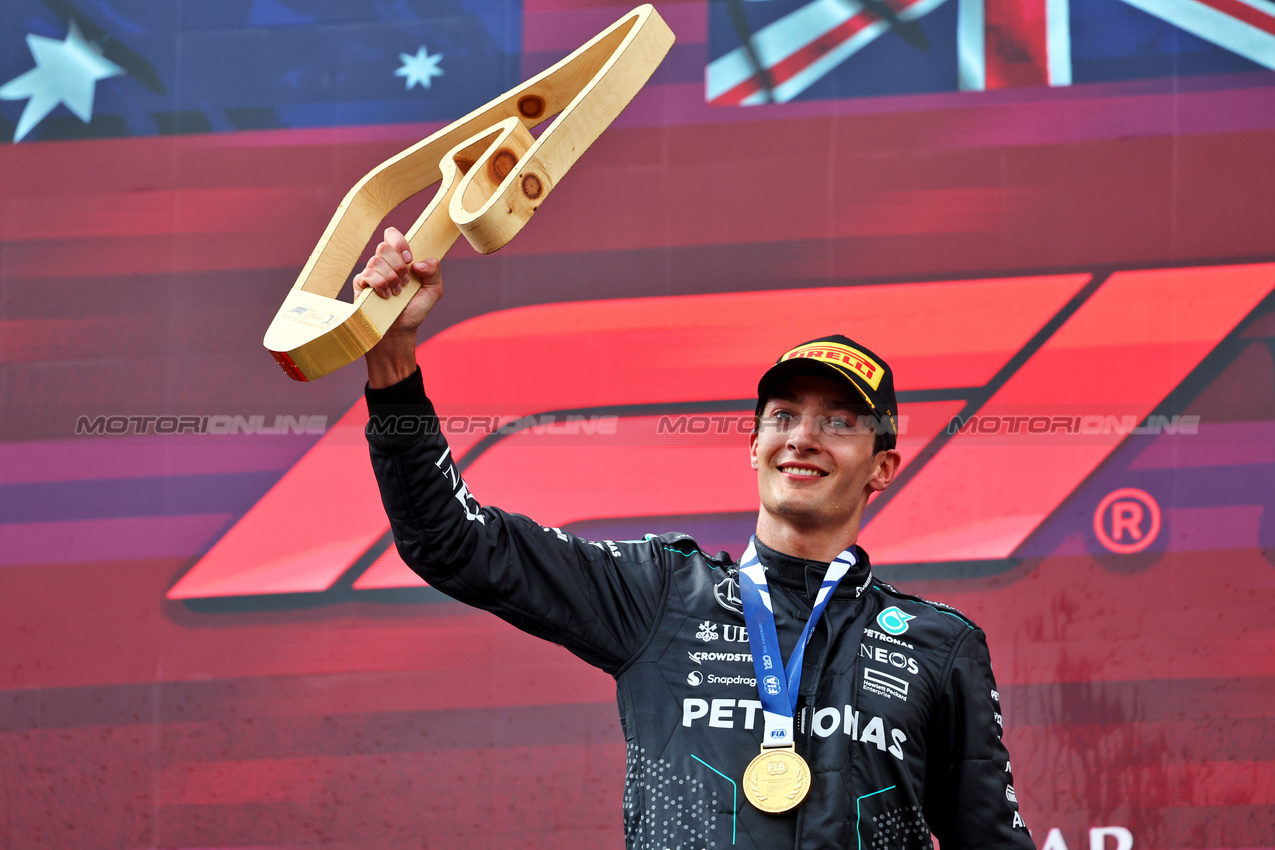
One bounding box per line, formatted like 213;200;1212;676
742;746;811;814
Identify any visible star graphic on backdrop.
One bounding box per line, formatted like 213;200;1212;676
395;45;444;91
0;21;124;142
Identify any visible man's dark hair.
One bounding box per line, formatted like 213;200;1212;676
872;429;893;456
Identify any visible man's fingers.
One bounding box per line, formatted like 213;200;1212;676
376;243;409;281
354;235;438;300
352;269;384;295
359;256;398;297
351;229;413;299
413;258;441;286
384;227;411;262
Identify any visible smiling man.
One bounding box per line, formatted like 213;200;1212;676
356;229;1034;849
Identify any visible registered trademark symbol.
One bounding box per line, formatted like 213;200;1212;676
1093;488;1162;554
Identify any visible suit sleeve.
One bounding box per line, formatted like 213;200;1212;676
924;627;1036;849
364;368;667;675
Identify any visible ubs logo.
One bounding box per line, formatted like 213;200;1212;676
696;621;748;643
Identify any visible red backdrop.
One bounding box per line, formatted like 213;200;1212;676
2;1;1274;848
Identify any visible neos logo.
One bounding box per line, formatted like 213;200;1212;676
876;607;915;636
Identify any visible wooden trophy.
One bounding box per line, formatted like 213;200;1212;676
263;5;674;381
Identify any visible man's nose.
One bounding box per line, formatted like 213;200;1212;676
786;415;823;450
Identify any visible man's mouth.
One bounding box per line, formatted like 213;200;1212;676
778;465;827;477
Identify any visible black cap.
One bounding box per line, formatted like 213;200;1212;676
756;335;898;446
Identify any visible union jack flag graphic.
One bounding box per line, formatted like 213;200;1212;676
706;0;1275;105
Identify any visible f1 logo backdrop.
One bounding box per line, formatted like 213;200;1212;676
169;263;1274;600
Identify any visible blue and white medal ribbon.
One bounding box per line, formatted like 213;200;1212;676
737;536;861;748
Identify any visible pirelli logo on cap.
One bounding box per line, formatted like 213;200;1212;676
780;342;884;391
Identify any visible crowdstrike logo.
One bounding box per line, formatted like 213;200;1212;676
876;606;915;635
687;650;753;665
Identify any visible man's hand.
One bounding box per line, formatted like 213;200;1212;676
356;227;444;389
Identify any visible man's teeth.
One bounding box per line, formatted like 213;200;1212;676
780;467;824;477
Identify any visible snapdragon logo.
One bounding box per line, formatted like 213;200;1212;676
707;674;755;687
876;606;915;636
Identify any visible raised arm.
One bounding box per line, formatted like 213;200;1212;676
358;231;667;673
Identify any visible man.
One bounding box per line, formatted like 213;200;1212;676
355;228;1034;849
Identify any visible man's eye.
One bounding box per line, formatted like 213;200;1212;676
770;410;795;426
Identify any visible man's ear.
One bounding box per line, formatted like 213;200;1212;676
869;449;903;492
749;428;759;470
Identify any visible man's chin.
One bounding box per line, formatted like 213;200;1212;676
765;499;829;525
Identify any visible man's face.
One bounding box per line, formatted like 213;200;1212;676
749;374;897;532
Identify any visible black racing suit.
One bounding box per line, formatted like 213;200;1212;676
366;369;1035;850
